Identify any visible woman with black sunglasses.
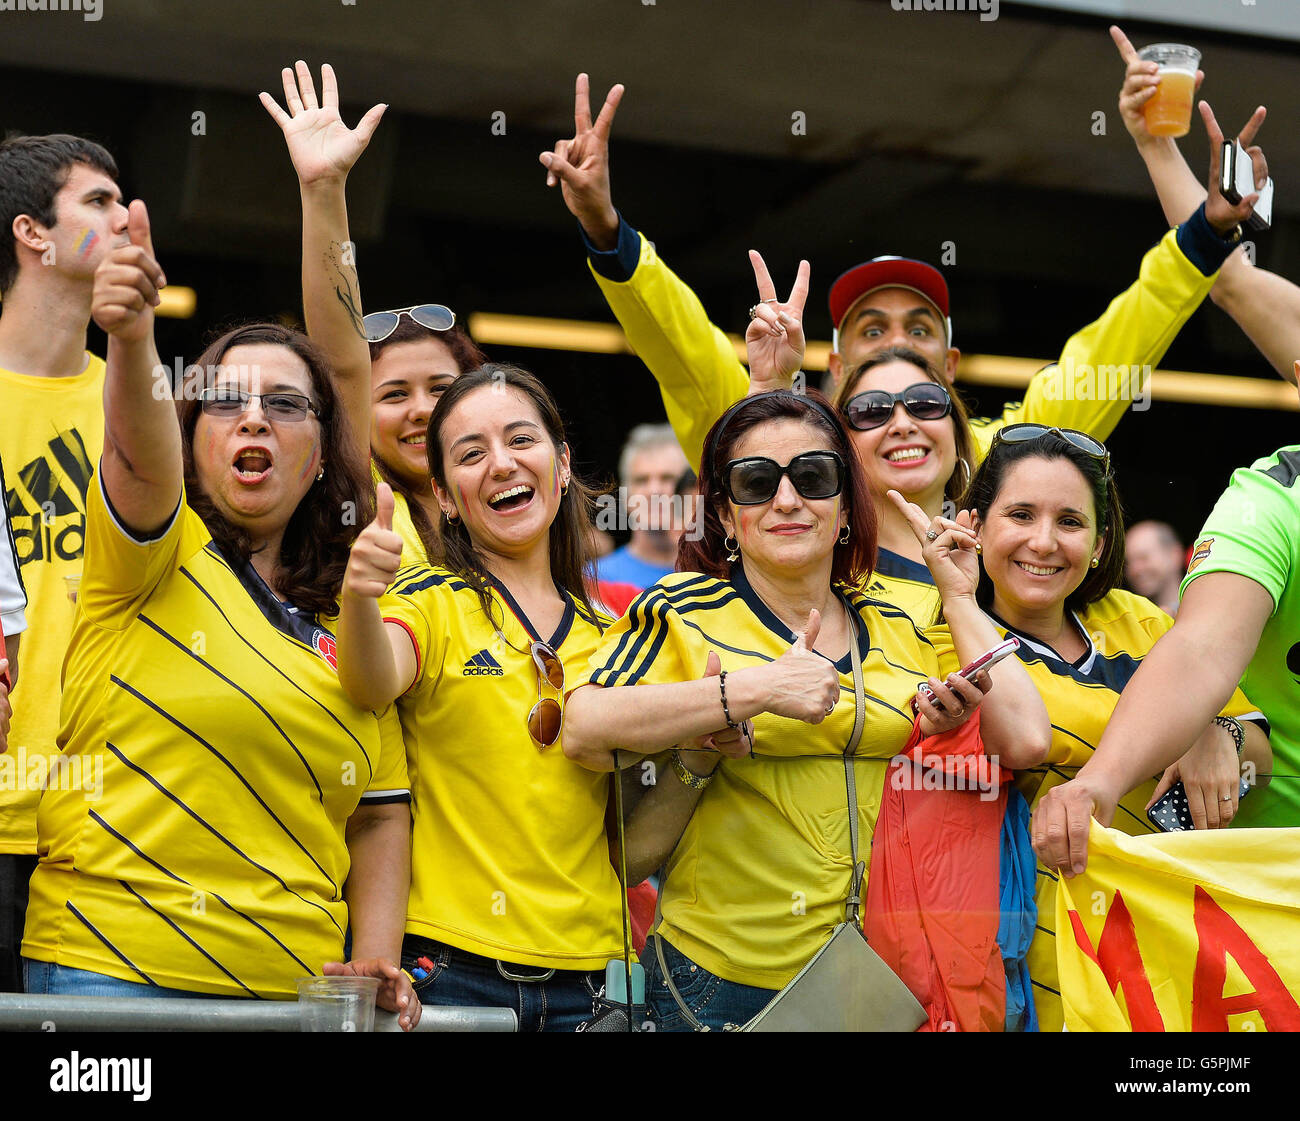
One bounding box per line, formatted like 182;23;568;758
334;364;628;1032
561;388;1049;1030
954;425;1271;1031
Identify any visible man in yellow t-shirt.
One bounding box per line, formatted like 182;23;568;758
0;133;127;991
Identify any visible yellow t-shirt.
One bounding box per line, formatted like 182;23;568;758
369;459;431;567
587;568;959;989
22;472;409;997
860;548;942;625
929;590;1261;1032
379;565;624;970
0;356;105;853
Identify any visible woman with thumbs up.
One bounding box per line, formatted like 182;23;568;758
561;389;1050;1031
20;202;419;1026
335;363;627;1032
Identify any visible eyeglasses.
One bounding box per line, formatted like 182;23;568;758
989;423;1111;474
527;641;565;749
362;304;457;343
842;382;951;430
198;387;318;422
722;451;846;506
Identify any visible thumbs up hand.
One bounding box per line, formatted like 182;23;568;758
92;200;167;343
344;483;405;599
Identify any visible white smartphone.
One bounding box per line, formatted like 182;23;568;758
916;636;1020;708
1220;139;1274;231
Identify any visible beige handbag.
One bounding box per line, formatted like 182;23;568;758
654;603;926;1032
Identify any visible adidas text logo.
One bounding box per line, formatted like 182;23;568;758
463;650;504;676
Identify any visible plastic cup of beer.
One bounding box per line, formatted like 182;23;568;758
296;976;380;1032
64;573;81;604
1138;44;1200;138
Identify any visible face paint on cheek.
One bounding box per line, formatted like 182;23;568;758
292;445;317;483
455;482;471;521
75;228;99;258
548;455;560;498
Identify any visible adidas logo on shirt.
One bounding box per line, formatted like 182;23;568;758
463;649;504;676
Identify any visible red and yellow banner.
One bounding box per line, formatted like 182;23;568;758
1056;823;1300;1032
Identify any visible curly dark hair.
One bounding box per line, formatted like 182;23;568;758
175;323;374;618
369;315;487;560
679;390;877;587
427;363;603;630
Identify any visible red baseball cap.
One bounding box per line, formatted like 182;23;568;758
828;257;951;341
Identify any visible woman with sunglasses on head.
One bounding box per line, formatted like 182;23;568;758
561;387;1049;1030
334;363;627;1032
261;67;485;568
20;194;419;1023
953;424;1270;1031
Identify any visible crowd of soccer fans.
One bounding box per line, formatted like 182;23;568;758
0;26;1297;1031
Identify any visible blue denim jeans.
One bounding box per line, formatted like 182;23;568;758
641;935;776;1032
23;959;242;1000
400;935;601;1033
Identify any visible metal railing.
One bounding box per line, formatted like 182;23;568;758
0;993;516;1032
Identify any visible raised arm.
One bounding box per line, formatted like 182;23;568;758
260;61;386;464
93;201;179;536
336;484;418;710
1111;25;1297;384
539;75;754;471
1032;570;1272;875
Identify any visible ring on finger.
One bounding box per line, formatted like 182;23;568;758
925;529;939;541
761;297;778;304
748;305;761;320
1221;794;1234;802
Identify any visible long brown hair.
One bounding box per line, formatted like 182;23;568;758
176;323;373;617
832;345;977;506
369;315;487;561
679;390;877;586
427;363;603;628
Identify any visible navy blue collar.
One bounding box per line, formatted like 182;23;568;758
729;563;870;674
485;570;576;650
873;547;934;586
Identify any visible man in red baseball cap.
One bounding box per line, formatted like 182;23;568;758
540;75;1253;474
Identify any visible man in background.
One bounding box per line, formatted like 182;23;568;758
1125;520;1187;617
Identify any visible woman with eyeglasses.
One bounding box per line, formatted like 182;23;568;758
561;388;1050;1030
953;424;1270;1031
20;201;419;1024
334;363;627;1032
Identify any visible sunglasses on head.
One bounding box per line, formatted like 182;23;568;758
842;382;951;431
989;423;1111;474
363;304;457;344
722;451;846;506
527;641;565;749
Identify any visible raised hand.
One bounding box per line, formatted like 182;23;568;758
539;73;624;251
741;609;841;725
344;483;404;600
745;251;810;394
1201;100;1268;237
1110;25;1204;147
259;61;386;186
92;200;165;343
886;490;979;602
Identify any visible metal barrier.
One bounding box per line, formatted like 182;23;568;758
0;993;516;1032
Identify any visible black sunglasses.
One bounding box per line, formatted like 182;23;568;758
362;304;457;343
842;382;951;431
723;451;846;506
990;423;1111;474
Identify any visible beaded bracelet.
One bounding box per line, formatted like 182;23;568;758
718;670;739;729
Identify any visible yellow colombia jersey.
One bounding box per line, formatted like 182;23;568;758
861;548;942;625
928;589;1261;1032
370;459;430;566
23;473;409;998
379;565;624;971
0;355;106;854
587;568;960;990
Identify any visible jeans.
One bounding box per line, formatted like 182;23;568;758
641;934;776;1032
400;934;600;1033
24;959;243;1000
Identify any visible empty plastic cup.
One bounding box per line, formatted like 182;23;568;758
296;976;381;1032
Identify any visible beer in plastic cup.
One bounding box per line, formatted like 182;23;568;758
296;976;380;1032
1138;44;1200;138
64;573;81;604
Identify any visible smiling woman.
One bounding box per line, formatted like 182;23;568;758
333;363;626;1032
958;426;1272;1031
